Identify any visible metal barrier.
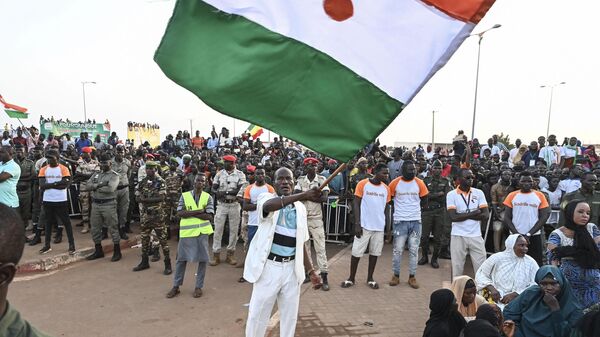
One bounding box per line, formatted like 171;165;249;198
67;183;81;217
323;196;351;243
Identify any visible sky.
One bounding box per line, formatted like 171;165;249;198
1;0;599;147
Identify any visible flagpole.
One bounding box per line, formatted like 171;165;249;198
318;163;347;191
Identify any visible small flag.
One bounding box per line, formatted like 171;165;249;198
0;95;28;119
246;124;264;139
155;0;496;161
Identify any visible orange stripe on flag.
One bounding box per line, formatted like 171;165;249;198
420;0;495;24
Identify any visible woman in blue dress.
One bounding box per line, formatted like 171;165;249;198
547;199;600;309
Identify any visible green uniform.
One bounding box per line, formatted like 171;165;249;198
88;170;120;244
136;175;169;256
421;175;452;254
76;159;100;227
111;158;131;229
0;302;53;337
560;189;600;226
162;169;183;225
15;158;35;224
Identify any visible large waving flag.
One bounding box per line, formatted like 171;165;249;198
0;94;28;119
155;0;496;161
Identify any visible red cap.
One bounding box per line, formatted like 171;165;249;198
246;165;256;173
223;155;237;162
328;159;338;166
145;153;155;159
82;147;93;153
303;157;319;165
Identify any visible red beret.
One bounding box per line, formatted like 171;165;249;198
145;153;155;159
223;155;237;162
246;165;256;173
328;159;338;166
82;147;93;153
303;157;319;165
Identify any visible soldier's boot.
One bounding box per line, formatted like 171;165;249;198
151;246;161;262
53;228;63;244
101;227;108;240
225;250;237;266
209;252;220;266
81;223;90;234
439;245;452;260
321;272;330;291
119;227;129;240
29;227;41;246
163;257;172;275
430;249;440;269
132;254;150;272
86;244;105;260
111;244;122;262
124;223;132;233
418;242;429;265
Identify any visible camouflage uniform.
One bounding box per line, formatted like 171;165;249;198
212;168;247;254
420;175;452;256
162;169;183;226
15;157;35;225
76;158;100;229
136;175;169;256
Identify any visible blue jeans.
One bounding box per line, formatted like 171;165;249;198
392;220;422;277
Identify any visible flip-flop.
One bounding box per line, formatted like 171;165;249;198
367;281;379;290
340;280;354;288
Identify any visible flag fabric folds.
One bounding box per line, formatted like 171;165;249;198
155;0;496;161
0;95;28;119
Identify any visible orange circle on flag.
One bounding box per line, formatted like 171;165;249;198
324;0;354;22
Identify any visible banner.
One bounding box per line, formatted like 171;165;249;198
127;125;160;147
40;121;111;142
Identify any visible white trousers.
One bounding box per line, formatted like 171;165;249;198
246;260;301;337
450;235;487;279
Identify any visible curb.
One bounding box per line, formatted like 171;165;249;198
265;244;351;337
16;235;140;275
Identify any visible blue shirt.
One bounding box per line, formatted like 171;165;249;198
270;205;297;256
75;138;92;153
0;159;21;207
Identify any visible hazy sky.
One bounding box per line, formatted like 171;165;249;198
1;0;599;147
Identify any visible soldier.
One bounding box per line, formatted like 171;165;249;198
74;147;100;234
133;161;171;275
28;145;45;246
84;154;121;262
418;160;451;269
162;158;183;238
14;144;35;230
210;154;246;266
294;157;330;291
111;145;131;238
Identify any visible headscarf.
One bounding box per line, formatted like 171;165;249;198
451;276;481;317
553;200;600;269
513;144;528;163
475;304;502;329
423;289;466;337
503;266;582;337
462;319;501;337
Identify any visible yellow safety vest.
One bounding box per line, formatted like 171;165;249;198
179;191;213;238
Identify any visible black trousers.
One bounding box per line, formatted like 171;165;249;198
527;234;544;266
43;201;74;247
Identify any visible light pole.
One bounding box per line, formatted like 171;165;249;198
540;82;566;138
431;110;436;149
470;24;501;140
81;81;96;122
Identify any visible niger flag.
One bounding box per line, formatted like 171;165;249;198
155;0;496;161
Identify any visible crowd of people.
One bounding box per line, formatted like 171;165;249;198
0;124;599;337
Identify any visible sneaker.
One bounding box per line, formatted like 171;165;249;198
81;227;90;234
68;245;76;255
408;276;420;289
39;246;52;254
389;275;400;286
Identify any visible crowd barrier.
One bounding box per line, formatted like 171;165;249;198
323;196;351;243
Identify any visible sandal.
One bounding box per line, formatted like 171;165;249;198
340;280;354;288
367;281;379;290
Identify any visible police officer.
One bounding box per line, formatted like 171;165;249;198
294;157;330;291
75;147;100;234
418;160;451;269
111;145;131;238
210;155;246;266
85;154;121;261
14;145;35;230
133;161;171;275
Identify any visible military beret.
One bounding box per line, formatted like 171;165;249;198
303;157;319;165
328;159;338;166
81;147;93;153
182;154;192;160
246;165;256;173
169;157;179;165
145;161;159;168
223;155;237;162
145;153;155;159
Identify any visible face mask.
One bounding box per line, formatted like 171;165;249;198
403;172;415;180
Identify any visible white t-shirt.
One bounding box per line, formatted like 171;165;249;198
560;146;578;158
558;179;581;194
539;146;560;166
447;188;488;237
354;179;391;232
243;183;274;226
38;164;71;202
503;190;549;235
389;177;428;221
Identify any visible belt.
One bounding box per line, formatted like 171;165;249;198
92;198;116;204
268;253;295;262
117;185;129;190
220;199;237;204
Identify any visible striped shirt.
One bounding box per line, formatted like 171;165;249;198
270;205;297;256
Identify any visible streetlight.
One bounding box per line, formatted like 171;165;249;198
81;81;96;122
540;82;566;138
470;24;501;140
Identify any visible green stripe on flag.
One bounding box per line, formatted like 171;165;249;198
5;109;28;119
155;0;403;162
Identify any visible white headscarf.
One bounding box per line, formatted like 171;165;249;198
475;234;539;297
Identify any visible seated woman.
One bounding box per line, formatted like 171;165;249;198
423;288;466;337
569;304;600;337
547;200;600;309
475;234;539;307
451;276;487;320
503;265;583;337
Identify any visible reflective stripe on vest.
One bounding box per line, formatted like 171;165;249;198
180;191;213;238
